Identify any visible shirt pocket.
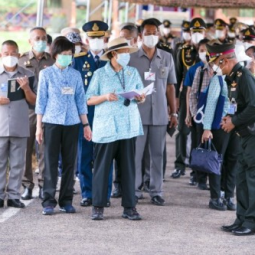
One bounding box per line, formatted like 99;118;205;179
93;116;117;139
158;66;168;79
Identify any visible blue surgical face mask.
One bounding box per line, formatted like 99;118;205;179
116;53;130;67
33;40;47;53
57;54;72;68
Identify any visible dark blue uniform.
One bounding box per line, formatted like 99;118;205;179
72;51;113;200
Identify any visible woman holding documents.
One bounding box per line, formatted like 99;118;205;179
86;37;145;221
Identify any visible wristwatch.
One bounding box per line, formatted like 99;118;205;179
83;123;90;128
171;113;178;118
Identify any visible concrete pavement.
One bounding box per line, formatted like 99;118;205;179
0;135;254;255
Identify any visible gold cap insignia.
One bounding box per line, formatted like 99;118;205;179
164;21;168;26
245;30;251;36
216;20;221;26
194;21;200;28
184;23;189;28
92;23;99;31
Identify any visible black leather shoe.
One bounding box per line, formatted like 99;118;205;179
225;197;236;211
39;187;44;200
0;199;4;208
189;176;197;186
122;207;142;220
221;223;242;232
106;200;111;207
21;187;33;200
80;198;92;207
209;198;227;211
7;199;25;208
232;226;255;236
151;195;165;206
91;206;104;220
198;183;209;190
111;186;122;198
171;169;185;179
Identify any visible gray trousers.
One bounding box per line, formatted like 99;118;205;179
135;125;166;198
22;109;45;189
0;137;27;199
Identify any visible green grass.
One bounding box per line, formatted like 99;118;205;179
0;31;31;53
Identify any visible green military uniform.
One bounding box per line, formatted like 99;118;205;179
228;63;255;231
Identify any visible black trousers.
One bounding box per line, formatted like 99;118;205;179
175;89;191;170
235;135;255;229
93;138;136;208
210;129;239;199
42;123;79;207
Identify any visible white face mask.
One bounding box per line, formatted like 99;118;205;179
88;38;105;52
227;32;235;38
75;45;81;54
191;32;204;45
143;35;159;48
137;41;143;48
182;32;191;41
163;28;170;35
2;56;18;68
212;64;223;76
215;30;225;39
199;52;207;63
244;42;254;51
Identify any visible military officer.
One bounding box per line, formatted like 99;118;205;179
172;18;206;180
161;19;175;44
242;26;255;50
19;27;54;200
0;40;36;208
214;19;229;44
207;43;255;236
227;24;236;43
72;21;112;207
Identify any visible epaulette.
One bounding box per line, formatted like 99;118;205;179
74;51;88;58
162;43;172;49
182;43;190;49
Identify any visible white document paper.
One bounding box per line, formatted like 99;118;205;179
118;83;155;100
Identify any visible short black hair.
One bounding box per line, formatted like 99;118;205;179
141;18;160;33
2;40;19;51
47;34;52;45
198;38;210;49
51;36;74;60
121;25;138;37
30;27;46;34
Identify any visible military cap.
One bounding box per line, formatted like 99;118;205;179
214;19;228;30
229;17;237;25
66;32;82;44
228;24;235;33
163;20;171;28
181;20;190;31
206;42;235;62
206;23;214;29
190;18;206;31
82;20;108;37
61;27;80;36
243;26;255;41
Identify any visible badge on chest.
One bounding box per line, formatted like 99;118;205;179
62;87;74;95
144;71;156;81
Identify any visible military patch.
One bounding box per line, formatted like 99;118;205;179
237;71;242;77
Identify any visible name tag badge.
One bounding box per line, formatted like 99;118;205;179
228;103;237;115
144;71;156;81
62;87;74;95
0;83;7;92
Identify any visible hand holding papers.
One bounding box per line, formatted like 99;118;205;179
117;82;155;100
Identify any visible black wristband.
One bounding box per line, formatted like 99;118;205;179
83;123;90;128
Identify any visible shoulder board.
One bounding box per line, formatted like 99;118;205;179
20;52;29;58
182;43;190;49
74;51;88;58
162;43;172;49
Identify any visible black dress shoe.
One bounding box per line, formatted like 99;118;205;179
80;198;92;207
232;226;255;236
91;206;104;220
189;175;197;186
122;207;142;220
221;223;242;232
111;187;122;198
7;199;25;208
224;198;236;211
0;199;4;208
151;195;165;206
209;198;227;211
21;187;33;200
171;169;185;179
39;186;44;200
106;200;111;207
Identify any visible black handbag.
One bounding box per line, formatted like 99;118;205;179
190;139;223;175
